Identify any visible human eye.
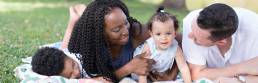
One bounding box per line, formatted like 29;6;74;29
166;32;172;35
112;27;120;32
155;33;161;36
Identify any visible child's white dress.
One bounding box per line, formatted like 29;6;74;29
132;37;178;79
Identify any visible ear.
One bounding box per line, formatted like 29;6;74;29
215;39;227;46
174;31;177;36
149;30;153;36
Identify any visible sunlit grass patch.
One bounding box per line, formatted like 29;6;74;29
0;1;71;12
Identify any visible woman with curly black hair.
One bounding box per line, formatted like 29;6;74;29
62;0;155;82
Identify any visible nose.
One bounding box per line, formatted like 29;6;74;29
161;35;168;40
121;25;129;36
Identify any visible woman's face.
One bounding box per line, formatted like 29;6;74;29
104;7;130;46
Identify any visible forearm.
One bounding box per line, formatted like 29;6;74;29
237;56;258;75
245;75;258;83
192;56;258;80
179;65;192;83
190;64;240;80
114;63;132;80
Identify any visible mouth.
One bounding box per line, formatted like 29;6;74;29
120;36;129;43
160;42;168;45
122;36;129;40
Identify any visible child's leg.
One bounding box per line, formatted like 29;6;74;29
137;43;151;83
138;75;147;83
60;4;86;49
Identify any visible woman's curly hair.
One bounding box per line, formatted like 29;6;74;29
68;0;141;82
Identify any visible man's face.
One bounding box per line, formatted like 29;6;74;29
60;57;80;79
188;19;216;47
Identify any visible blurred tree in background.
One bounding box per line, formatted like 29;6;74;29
185;0;258;12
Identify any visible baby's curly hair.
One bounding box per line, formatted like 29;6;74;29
31;47;66;76
147;6;179;31
68;0;141;82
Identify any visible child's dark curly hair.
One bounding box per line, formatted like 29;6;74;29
68;0;141;82
147;6;179;31
31;47;66;76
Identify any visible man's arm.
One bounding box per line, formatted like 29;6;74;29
245;75;258;83
189;63;238;81
189;56;258;81
214;75;258;83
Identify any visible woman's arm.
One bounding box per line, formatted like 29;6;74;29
175;47;192;83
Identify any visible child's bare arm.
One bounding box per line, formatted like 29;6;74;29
138;43;150;83
175;47;192;83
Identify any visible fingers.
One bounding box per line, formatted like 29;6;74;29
136;47;151;58
145;50;151;58
131;56;155;76
135;52;146;58
148;59;156;65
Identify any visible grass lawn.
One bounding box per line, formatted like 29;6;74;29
0;0;188;82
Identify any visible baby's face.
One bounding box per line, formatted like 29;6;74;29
150;20;176;50
60;57;80;79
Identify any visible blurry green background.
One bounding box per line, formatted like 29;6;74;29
0;0;257;82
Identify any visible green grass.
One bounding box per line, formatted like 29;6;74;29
0;0;188;82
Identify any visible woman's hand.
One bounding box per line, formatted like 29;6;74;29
129;52;155;76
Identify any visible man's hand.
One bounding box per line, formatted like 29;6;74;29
214;77;242;83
